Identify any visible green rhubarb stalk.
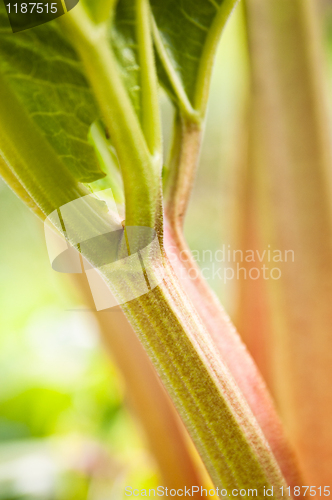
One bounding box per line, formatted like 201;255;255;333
0;24;290;500
0;0;300;492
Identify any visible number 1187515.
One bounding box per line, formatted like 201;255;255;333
280;487;330;496
6;3;58;14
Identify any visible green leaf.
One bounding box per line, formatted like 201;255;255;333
0;71;87;215
0;6;105;183
151;0;239;117
110;0;142;123
108;0;238;122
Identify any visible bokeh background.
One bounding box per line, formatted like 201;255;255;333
0;2;331;498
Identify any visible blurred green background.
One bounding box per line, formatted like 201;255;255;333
0;177;160;499
0;3;331;499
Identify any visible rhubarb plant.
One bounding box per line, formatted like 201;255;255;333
0;0;307;495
